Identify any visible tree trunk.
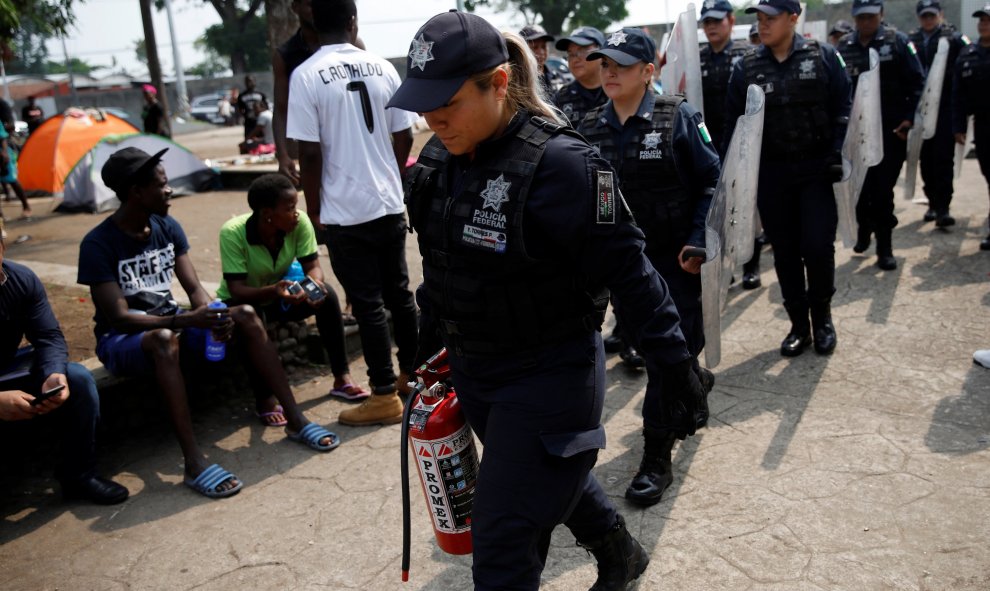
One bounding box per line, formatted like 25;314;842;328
139;0;171;136
265;0;298;54
230;46;247;74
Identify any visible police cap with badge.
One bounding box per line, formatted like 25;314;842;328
387;10;509;114
555;26;606;51
519;24;554;43
745;0;802;15
851;0;883;16
974;2;990;17
701;0;735;21
586;28;657;66
916;0;941;16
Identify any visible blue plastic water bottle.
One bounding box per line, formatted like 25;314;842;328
205;300;227;362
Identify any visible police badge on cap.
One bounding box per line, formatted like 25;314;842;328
916;0;941;16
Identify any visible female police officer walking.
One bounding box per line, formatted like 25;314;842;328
576;28;721;508
388;10;707;591
725;0;852;357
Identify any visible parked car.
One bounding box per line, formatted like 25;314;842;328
545;56;575;85
100;107;141;130
189;93;226;125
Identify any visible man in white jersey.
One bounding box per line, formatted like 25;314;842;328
288;0;419;426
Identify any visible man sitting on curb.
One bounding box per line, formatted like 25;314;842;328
0;231;128;505
77;147;339;499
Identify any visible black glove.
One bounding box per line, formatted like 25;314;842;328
825;152;844;183
655;358;709;440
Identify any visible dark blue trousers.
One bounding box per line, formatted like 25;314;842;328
757;159;838;306
449;335;617;591
920;108;957;214
0;354;101;483
858;130;907;233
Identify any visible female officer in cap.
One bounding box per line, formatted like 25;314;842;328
388;10;707;591
576;27;721;508
953;3;990;250
725;0;852;357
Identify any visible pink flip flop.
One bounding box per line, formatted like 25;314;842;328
256;404;288;427
328;383;370;401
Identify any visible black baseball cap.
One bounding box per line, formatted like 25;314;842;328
101;147;168;194
555;26;606;51
587;28;657;66
701;0;734;21
749;23;759;37
519;24;553;43
387;11;509;114
972;2;990;17
916;0;941;15
851;0;883;16
829;19;854;36
746;0;802;16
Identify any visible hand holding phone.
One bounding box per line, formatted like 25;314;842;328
299;276;326;302
30;384;65;406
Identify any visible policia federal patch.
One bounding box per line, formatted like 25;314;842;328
596;170;616;224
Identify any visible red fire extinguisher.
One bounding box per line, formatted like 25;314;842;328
400;348;479;582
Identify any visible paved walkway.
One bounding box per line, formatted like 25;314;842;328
0;133;988;589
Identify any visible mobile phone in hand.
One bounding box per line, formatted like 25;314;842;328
30;384;65;406
299;276;326;302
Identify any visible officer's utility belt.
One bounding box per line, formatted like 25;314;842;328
438;311;605;358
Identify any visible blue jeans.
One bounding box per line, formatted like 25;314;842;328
0;352;101;483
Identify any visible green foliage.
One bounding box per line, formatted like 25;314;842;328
199;14;269;72
134;38;147;66
189;39;229;77
0;0;77;41
6;22;50;74
465;0;628;36
45;56;94;74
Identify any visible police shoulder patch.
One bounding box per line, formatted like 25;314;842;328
835;51;846;69
907;41;918;56
698;122;712;144
595;170;616;225
961;35;971;46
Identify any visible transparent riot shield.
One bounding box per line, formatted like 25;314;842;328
904;36;950;202
834;48;883;248
955;116;974;179
700;84;765;368
660;3;704;117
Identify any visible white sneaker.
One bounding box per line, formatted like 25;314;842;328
974;350;990;369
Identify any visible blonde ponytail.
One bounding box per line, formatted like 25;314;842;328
468;31;566;125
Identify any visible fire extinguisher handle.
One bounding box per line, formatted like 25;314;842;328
400;396;413;582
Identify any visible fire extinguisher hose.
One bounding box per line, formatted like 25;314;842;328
400;392;415;582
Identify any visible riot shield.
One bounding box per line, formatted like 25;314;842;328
660;3;704;116
834;48;883;248
904;36;950;202
955;116;974;179
700;84;765;369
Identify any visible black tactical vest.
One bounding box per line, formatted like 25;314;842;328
405;116;608;358
908;24;961;71
580;94;692;256
956;44;990;116
838;28;906;123
742;40;830;160
700;41;750;147
554;81;608;127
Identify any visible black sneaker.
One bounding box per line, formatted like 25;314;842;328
62;475;129;505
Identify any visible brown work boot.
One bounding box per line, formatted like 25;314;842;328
338;392;404;426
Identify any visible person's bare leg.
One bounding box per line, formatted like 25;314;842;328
229;306;332;446
141;329;239;491
10;181;30;217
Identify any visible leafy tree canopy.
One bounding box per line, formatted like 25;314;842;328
1;0;77;41
466;0;628;36
199;14;269;73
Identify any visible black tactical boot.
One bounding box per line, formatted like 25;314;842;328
781;300;812;357
981;234;990;251
619;346;646;369
578;515;650;591
923;207;936;222
810;298;837;355
625;428;676;507
603;333;624;353
875;229;897;270
741;245;762;289
853;226;872;254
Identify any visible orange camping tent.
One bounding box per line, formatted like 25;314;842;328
19;108;139;193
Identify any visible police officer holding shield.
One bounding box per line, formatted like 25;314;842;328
700;0;765;290
953;3;990;250
391;11;708;591
725;0;852;357
837;0;925;270
909;0;969;226
577;27;721;506
553;26;609;127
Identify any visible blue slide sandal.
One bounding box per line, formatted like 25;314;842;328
183;464;243;499
287;423;341;452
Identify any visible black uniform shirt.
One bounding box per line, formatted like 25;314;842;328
909;23;968;117
952;42;990;132
552;81;607;127
420;113;692;365
725;32;852;156
838;25;925;126
594;90;721;248
0;260;68;383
